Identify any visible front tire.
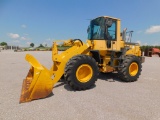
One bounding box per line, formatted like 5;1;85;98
64;55;99;90
118;55;142;82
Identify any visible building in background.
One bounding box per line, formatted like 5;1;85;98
0;45;19;50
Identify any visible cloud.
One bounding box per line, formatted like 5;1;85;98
26;42;31;45
21;37;26;40
13;40;20;43
21;36;29;40
8;33;20;39
145;25;160;34
21;24;27;28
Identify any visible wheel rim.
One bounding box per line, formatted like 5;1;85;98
129;62;138;76
76;64;93;83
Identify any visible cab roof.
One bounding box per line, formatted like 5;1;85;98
93;16;121;21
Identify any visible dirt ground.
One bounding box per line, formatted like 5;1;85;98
0;50;160;120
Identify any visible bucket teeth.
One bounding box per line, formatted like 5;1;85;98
19;79;30;103
24;78;32;90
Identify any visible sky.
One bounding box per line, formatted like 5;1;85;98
0;0;160;47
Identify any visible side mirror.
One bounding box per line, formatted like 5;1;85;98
106;18;113;27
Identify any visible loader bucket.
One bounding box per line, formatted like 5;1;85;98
19;54;53;103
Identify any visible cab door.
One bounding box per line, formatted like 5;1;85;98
106;20;118;51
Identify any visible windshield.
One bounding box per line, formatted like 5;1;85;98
88;17;105;40
88;17;116;40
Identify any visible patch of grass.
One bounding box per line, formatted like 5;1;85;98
57;46;71;51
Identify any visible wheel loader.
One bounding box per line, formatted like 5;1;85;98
20;16;145;103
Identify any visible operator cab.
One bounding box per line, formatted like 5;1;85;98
87;16;120;49
88;16;116;41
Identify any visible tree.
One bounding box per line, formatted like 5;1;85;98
39;44;44;47
0;42;7;46
30;43;34;47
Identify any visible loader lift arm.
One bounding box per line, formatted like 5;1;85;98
51;41;90;84
20;40;90;103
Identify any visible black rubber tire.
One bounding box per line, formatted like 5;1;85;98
118;55;142;82
64;55;99;90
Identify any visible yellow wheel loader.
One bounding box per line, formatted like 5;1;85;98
20;16;145;103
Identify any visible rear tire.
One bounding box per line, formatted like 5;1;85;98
64;55;99;90
118;55;142;82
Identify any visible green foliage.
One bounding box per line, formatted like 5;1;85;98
140;45;160;51
38;44;44;48
24;48;27;51
57;46;71;51
0;42;7;46
30;43;34;47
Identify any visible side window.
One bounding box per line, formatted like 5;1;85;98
87;26;91;40
92;25;101;39
108;21;116;40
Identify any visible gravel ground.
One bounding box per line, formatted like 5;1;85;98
0;50;160;120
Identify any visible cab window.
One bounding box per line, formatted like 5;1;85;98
107;21;116;40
